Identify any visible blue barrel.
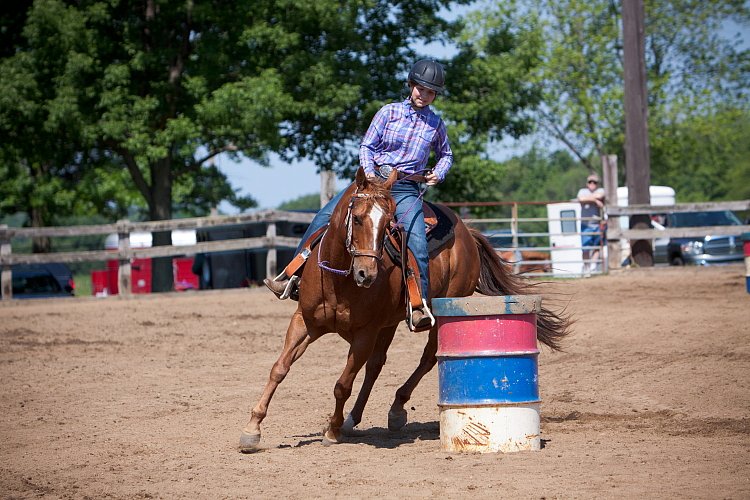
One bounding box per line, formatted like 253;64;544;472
433;295;541;453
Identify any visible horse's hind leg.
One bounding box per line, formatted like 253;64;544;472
388;327;438;431
239;310;311;452
323;332;378;445
341;325;397;435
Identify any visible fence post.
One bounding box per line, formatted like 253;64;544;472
266;222;277;280
117;220;132;296
511;203;520;275
320;170;336;208
602;154;620;271
1;225;11;300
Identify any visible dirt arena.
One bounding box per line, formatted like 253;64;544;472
1;265;748;498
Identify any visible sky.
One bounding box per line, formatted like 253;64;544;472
217;8;749;212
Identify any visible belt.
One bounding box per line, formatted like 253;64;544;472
375;165;428;183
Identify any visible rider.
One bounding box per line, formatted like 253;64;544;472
264;59;453;331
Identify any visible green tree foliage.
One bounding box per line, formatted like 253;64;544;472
651;107;750;202
429;1;545;205
278;193;321;211
1;0;467;227
1;0;468;288
492;0;749;181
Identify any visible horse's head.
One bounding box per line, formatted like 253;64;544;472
345;167;398;288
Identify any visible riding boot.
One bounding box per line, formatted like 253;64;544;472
263;277;289;297
410;306;433;331
263;275;300;301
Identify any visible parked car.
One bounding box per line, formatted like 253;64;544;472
653;210;744;266
10;263;75;299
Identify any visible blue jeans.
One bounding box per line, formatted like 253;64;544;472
296;180;429;299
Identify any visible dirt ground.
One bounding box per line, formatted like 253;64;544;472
1;264;748;499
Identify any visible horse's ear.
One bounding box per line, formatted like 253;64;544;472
355;166;368;189
383;168;398;189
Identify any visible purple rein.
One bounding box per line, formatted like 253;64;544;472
317;174;429;277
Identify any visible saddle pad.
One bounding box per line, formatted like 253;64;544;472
424;202;456;256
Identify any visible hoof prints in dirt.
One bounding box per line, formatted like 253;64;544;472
544;410;748;437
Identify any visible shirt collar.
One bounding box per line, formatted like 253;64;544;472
402;98;431;120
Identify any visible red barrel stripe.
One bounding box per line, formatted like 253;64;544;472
437;314;538;356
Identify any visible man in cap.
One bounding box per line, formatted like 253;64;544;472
577;173;606;275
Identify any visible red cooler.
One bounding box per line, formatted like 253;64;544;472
91;270;110;297
173;257;199;291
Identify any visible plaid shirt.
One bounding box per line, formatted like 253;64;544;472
359;99;453;182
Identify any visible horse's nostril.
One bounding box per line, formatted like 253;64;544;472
357;270;366;279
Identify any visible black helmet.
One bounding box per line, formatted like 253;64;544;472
408;59;445;94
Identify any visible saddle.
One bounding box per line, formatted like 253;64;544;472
277;202;457;331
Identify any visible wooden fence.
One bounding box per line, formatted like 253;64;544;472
2;199;748;300
0;211;314;300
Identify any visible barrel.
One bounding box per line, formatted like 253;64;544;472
432;295;542;453
743;233;750;294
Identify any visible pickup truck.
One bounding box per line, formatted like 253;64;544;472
653;210;744;265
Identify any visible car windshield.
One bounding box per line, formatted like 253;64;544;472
669;211;741;228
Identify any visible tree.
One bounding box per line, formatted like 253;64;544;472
493;0;749;179
1;0;467;290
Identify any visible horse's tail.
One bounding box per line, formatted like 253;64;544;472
470;228;572;351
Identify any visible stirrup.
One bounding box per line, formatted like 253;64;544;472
278;275;300;300
407;299;435;332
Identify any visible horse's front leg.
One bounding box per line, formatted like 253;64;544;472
341;325;397;435
240;310;311;452
388;326;438;431
323;331;378;445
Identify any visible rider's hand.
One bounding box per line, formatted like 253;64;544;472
425;171;439;186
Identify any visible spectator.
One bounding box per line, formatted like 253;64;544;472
577;173;605;275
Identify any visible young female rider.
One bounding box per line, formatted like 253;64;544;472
265;59;453;331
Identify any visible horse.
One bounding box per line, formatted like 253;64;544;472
239;167;570;451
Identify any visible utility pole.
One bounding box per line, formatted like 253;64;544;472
622;0;653;266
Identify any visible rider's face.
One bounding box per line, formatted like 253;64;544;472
409;84;436;109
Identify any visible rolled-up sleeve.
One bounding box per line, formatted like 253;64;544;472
431;120;453;182
359;107;389;176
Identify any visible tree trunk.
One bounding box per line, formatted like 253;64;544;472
30;206;51;254
149;159;174;293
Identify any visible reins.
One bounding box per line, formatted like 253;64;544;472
317;170;430;277
317;190;390;276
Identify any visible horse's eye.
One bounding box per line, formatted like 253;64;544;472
352;215;362;226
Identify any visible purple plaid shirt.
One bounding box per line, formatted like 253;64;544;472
359;99;453;182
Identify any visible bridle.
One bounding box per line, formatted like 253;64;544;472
318;189;392;276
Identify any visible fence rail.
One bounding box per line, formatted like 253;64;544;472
1;210;314;299
2;199;748;300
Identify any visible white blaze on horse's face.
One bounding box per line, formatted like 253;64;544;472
349;193;391;288
368;204;385;249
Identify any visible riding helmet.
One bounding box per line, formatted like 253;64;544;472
408;59;445;94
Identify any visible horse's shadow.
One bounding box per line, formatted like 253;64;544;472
288;420;440;450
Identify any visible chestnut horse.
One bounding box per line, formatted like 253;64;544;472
239;168;570;451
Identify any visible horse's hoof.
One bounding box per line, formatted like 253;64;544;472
388;408;408;431
340;414;358;436
238;431;262;453
321;429;340;446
